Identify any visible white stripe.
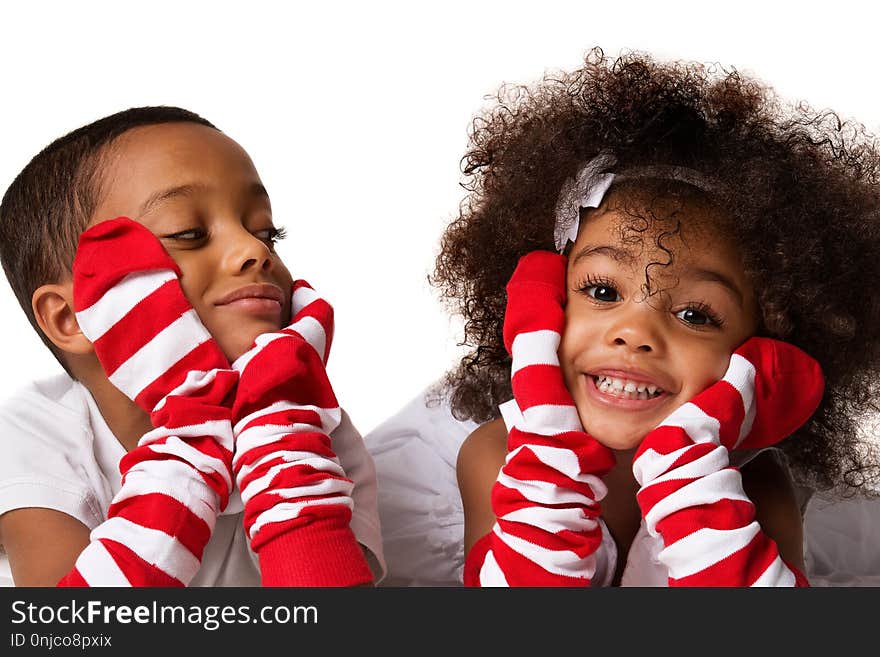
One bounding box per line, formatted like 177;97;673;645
653;401;722;445
91;517;201;584
479;550;510;587
492;524;597;580
235;449;343;487
144;436;233;493
239;458;349;504
233;400;341;437
510;330;561;374
519;404;583;435
658;523;761;580
114;463;220;528
75;541;132;586
721;354;756;446
642;468;751;535
632;444;703;485
496;470;597;506
75;270;176;341
249;497;353;538
750;556;796;587
244;477;354;507
139;418;234;452
109;310;212;403
501;505;600;535
291;284;322;314
519;444;608;489
286;315;327;361
638;444;731;488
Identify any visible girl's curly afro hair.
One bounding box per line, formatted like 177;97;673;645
432;47;880;495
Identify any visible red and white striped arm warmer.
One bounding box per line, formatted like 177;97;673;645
60;217;236;587
230;280;372;586
632;337;824;586
463;251;615;587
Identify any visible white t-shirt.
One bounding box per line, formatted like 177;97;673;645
366;384;880;586
0;373;386;587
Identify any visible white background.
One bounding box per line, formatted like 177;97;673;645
1;0;878;436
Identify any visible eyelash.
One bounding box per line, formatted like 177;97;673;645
575;275;724;328
162;225;288;245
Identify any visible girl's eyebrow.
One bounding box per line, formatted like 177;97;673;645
679;266;744;305
571;244;636;266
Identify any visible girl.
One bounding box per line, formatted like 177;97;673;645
372;48;880;586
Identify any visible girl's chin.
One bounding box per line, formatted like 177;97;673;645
579;421;649;452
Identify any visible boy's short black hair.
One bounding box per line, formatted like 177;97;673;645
0;106;217;367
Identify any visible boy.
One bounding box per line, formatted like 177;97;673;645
0;106;385;586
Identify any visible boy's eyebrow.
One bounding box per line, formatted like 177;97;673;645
136;182;270;219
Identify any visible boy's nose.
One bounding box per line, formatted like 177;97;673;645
223;229;273;274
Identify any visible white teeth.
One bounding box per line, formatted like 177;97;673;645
593;375;663;399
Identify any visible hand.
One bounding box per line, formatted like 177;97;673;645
631;336;823;586
62;217;236;586
464;251;614;587
230;280;372;586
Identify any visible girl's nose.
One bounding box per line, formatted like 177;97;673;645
604;302;665;354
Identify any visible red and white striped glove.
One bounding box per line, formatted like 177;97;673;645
62;217;236;587
633;337;824;586
463;251;615;586
231;281;372;586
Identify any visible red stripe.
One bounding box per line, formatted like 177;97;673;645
72;217;180;311
57;569;89;587
108;492;213;561
286;296;334;361
670;531;782;587
482;535;591;586
92;280;193;375
653;498;756;545
240;407;324;434
134;340;230;412
255;519;372;586
96;539;185;587
234;430;336;471
511;364;578;411
688;380;745;449
233;339;338;418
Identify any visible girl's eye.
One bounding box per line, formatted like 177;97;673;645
585;284;621;303
254;226;287;245
674;305;721;328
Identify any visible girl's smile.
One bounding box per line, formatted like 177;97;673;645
559;186;759;451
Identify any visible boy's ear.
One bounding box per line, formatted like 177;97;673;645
32;280;94;355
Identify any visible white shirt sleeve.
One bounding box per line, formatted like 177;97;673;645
0;376;106;531
331;407;387;583
365;387;478;586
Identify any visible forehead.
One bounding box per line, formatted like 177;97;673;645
95;123;261;208
574;188;738;269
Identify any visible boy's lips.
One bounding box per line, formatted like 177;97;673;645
214;283;284;316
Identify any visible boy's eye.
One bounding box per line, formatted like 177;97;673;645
163;228;206;241
585;284;621;303
254;226;287;245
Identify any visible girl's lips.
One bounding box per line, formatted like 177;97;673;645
582;373;671;411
